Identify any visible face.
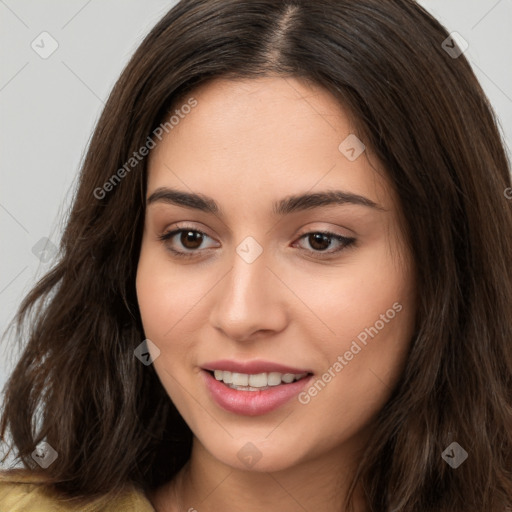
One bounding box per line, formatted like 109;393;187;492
136;76;416;473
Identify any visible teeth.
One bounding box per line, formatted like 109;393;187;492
267;372;282;386
232;372;249;386
211;370;308;389
248;373;267;387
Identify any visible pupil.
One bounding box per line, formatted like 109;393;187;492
309;233;330;251
181;231;203;249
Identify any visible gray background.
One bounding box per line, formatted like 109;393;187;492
1;0;511;465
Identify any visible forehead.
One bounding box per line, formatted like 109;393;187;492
147;76;393;214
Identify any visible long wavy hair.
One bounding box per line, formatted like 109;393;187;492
1;0;512;510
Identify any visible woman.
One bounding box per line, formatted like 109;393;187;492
1;0;511;511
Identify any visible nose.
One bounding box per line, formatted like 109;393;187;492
209;246;289;342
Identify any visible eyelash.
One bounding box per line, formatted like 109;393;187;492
158;226;356;260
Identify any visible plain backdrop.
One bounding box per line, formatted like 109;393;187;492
1;0;511;466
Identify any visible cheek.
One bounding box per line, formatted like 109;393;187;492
136;243;205;341
298;286;414;444
290;237;414;349
135;249;198;399
135;247;210;423
294;238;416;421
136;255;173;341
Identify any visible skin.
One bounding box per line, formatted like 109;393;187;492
136;76;417;512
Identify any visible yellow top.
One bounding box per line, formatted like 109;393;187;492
0;470;156;511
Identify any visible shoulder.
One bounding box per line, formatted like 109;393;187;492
0;470;156;511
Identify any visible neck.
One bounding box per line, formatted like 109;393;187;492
165;436;370;512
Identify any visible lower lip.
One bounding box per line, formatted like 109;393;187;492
201;370;313;416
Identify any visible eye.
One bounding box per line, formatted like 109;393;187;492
294;231;356;258
158;227;356;260
158;227;218;258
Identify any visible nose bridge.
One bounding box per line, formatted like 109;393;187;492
230;239;269;302
209;237;288;340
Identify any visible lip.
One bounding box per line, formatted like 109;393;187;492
201;369;314;416
201;359;313;375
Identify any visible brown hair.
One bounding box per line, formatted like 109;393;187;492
1;0;512;510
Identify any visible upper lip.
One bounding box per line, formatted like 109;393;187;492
202;359;313;375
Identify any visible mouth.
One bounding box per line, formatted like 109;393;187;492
201;368;314;416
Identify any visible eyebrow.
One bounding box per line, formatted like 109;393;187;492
146;187;385;216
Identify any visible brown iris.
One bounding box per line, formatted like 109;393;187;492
180;230;204;250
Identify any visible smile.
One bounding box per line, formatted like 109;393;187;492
201;366;313;416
